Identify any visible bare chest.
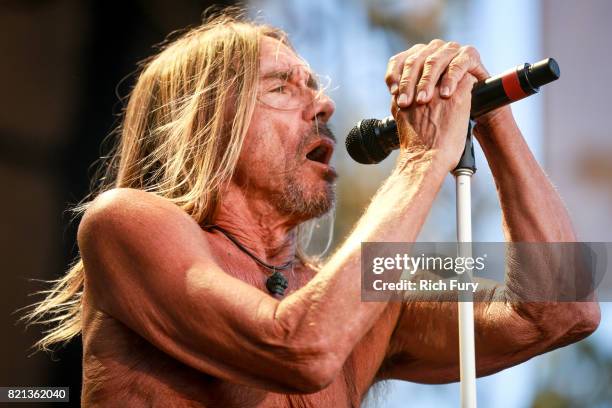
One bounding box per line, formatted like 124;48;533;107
82;307;366;407
80;234;399;407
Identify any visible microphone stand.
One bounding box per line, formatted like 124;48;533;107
452;122;477;408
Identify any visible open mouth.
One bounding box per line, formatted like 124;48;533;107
305;139;334;166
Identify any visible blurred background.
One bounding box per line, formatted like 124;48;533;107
2;0;611;406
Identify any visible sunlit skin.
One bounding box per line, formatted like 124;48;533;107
77;37;600;407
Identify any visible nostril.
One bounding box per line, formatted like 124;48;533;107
316;103;334;122
305;95;334;123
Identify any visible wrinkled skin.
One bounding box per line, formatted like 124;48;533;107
78;37;600;407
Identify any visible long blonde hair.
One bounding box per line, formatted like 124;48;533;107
21;10;326;353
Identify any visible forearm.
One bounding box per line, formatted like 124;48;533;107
385;113;600;383
475;111;598;299
375;39;598;385
474;110;599;351
475;109;575;242
275;153;448;367
386;280;598;383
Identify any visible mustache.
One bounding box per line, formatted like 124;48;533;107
297;123;337;154
315;123;336;143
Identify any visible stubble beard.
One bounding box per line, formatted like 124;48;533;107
275;172;336;220
274;123;337;220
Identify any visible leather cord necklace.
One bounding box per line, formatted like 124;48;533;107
204;225;291;296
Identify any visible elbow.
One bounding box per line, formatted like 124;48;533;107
270;302;346;393
293;354;342;394
511;301;600;353
563;301;601;342
283;337;344;394
543;302;601;348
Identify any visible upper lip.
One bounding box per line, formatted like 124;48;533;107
304;138;335;165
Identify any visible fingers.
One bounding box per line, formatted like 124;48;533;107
386;41;489;108
385;43;426;97
414;41;461;104
396;40;444;107
438;45;489;97
396;51;425;107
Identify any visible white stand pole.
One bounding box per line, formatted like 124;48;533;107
454;169;476;408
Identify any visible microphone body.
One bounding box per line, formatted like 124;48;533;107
346;58;560;164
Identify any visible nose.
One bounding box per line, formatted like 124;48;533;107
304;92;335;123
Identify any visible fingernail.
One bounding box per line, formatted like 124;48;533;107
398;93;408;106
416;90;426;103
440;86;450;97
390;83;398;94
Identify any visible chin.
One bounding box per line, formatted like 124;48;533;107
275;177;336;220
309;184;336;218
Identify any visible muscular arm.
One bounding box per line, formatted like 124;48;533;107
378;39;599;383
78;155;447;394
381;108;600;383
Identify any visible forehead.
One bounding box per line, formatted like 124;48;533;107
259;36;306;73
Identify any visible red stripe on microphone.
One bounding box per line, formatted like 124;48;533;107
501;70;528;101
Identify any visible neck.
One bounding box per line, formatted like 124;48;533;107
212;185;299;266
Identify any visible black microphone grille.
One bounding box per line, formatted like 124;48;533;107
346;118;394;164
346;119;381;164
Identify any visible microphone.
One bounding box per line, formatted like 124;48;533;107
346;57;560;164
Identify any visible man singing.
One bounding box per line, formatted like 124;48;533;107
25;11;599;407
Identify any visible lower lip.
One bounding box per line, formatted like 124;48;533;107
307;160;337;179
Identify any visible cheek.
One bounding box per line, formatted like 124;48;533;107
234;138;272;185
243;112;300;164
233;112;298;187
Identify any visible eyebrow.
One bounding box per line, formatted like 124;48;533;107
261;68;320;91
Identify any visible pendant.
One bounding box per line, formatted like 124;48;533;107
266;271;288;296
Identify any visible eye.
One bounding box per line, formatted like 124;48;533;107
270;85;287;93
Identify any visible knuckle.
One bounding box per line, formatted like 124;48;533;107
418;72;433;84
409;43;426;53
461;45;480;58
389;53;402;63
446;41;461;49
386;58;398;71
398;76;412;87
429;38;445;47
446;61;462;75
403;55;419;68
424;55;439;67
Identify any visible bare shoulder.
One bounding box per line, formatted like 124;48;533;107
81;188;192;225
80;188;199;234
78;188;209;260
